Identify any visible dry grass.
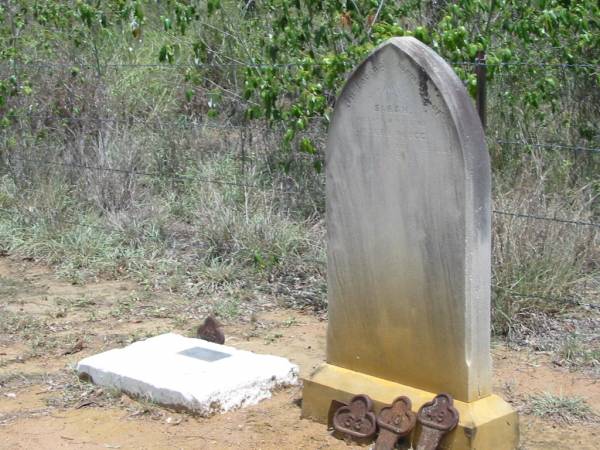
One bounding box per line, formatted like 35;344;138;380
526;392;596;424
1;117;598;365
0;22;598;366
0;121;327;316
490;149;599;356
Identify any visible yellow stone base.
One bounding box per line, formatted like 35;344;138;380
302;364;518;450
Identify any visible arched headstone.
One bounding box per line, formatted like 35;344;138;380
302;37;518;450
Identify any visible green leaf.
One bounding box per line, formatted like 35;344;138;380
134;2;145;23
207;0;221;16
313;160;323;173
158;45;168;63
193;41;207;63
467;43;479;59
284;129;295;143
299;138;316;154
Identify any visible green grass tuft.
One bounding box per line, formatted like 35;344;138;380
528;392;596;423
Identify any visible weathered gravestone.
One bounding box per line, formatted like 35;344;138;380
302;37;518;449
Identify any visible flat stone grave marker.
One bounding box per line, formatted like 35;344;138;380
77;333;298;416
302;37;518;449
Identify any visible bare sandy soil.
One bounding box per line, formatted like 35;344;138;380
0;257;598;449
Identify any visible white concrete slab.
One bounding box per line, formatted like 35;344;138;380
76;333;299;416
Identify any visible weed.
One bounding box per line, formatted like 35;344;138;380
264;333;283;344
0;312;48;337
54;296;97;309
51;307;68;319
527;392;596;423
170;315;188;330
282;317;298;327
0;277;23;297
126;328;168;344
109;295;142;319
558;333;600;369
214;297;241;320
0;372;47;389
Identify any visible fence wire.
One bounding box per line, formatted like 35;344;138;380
5;154;599;229
3;59;599;71
7;155;297;192
495;140;600;154
492;285;599;311
492;210;599;229
5;113;600;154
1;54;598;311
0;205;595;309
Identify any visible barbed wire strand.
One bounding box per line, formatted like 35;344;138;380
1;51;597;314
7;155;299;193
492;210;599;228
5;114;600;154
1;202;596;308
2;59;599;71
493;285;600;310
4;155;599;228
10;114;248;130
453;61;599;69
495;140;600;154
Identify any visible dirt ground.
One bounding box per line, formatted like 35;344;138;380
0;257;598;449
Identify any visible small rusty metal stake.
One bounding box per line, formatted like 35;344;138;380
374;396;417;450
332;394;377;440
415;393;459;450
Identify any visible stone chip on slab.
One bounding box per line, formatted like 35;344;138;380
76;333;299;416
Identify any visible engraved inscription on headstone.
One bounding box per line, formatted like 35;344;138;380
326;37;492;402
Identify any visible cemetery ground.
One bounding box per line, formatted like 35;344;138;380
0;256;598;449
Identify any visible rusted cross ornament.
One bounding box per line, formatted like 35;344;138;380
374;396;417;450
415;393;460;450
332;394;377;440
